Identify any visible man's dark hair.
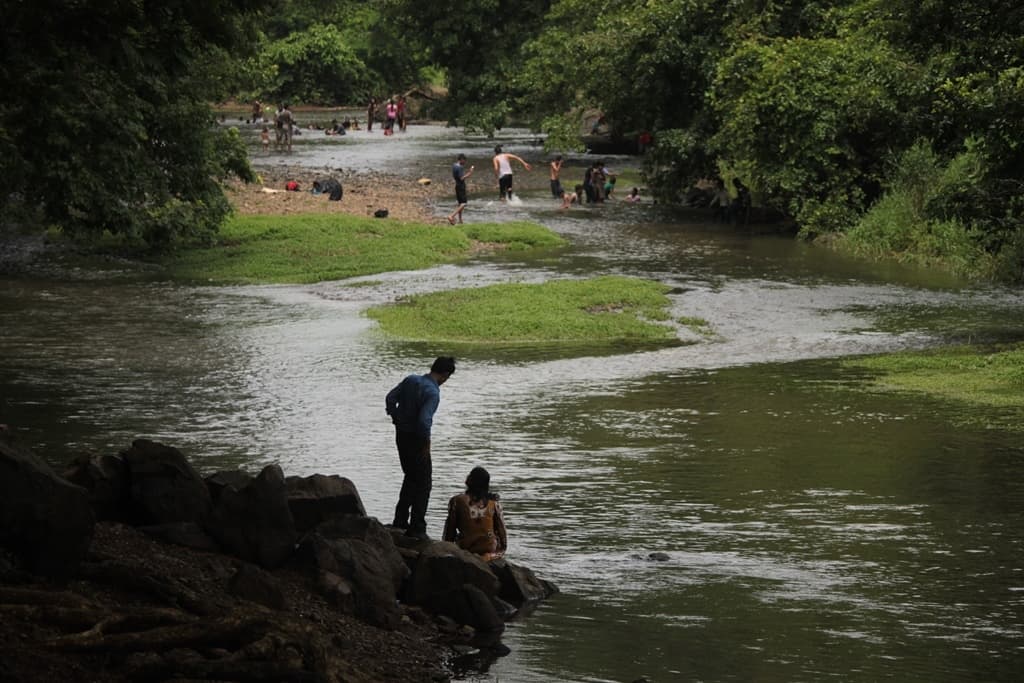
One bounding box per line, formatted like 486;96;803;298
431;356;456;375
494;145;502;154
457;153;466;161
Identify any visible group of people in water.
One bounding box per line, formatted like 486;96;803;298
249;95;412;155
386;357;507;561
447;147;645;222
365;95;408;134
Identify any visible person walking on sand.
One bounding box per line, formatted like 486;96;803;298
550;155;565;199
492;145;531;201
443;466;507;561
447;154;475;225
385;356;456;541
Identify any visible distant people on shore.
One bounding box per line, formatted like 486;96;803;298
442;466;507;561
637;130;652;154
492;145;531;201
366;97;377;132
274;103;294;153
397;95;407;132
384;98;397;136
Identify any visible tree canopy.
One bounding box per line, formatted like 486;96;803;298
3;0;1021;278
1;0;262;247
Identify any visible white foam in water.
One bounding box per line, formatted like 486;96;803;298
508;194;523;206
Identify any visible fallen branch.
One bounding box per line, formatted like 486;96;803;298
77;561;213;615
45;614;269;652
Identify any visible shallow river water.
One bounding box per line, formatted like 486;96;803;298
2;123;1024;682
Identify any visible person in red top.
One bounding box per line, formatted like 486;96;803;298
443;466;507;561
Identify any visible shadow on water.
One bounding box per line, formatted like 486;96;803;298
3;124;1024;682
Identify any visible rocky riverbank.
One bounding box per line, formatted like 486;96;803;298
230;166;449;224
0;432;557;683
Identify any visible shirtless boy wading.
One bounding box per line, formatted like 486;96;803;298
491;145;531;201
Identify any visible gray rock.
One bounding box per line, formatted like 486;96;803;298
62;452;128;520
286;474;366;532
121;439;211;525
206;465;297;569
408;542;500;606
490;559;559;606
0;433;94;579
227;562;287;610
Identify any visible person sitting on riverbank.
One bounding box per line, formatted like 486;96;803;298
442;466;507;561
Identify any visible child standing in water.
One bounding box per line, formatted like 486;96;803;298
260;126;270;153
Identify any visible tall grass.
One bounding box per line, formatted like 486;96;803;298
165;214;565;284
365;275;677;345
841;142;994;278
841;344;1024;431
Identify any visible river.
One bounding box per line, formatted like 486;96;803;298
1;122;1023;682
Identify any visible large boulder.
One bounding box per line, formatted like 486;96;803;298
206;465;297;569
0;433;95;579
490;559;560;606
286;474;365;532
407;541;500;604
295;533;403;629
432;583;505;633
62;452;128;521
121;440;211;525
312;515;408;592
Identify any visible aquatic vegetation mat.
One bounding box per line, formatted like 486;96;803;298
366;275;678;346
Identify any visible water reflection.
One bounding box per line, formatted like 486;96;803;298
2;124;1023;683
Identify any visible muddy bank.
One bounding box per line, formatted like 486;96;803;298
231;166;451;224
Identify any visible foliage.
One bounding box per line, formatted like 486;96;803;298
844;140;1007;279
0;0;261;247
365;276;678;345
459;222;567;250
378;0;551;130
709;35;916;236
259;24;374;105
642;129;717;203
841;343;1024;431
164;214;563;284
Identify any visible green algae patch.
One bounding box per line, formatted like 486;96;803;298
365;275;677;345
841;344;1024;430
164;215;565;284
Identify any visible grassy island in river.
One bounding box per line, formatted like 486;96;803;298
165;214;566;284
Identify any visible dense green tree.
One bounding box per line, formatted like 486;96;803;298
248;0;420;102
259;23;374;105
709;35;919;234
378;0;551;130
0;0;261;247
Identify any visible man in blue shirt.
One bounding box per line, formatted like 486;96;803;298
446;153;475;225
385;356;456;540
